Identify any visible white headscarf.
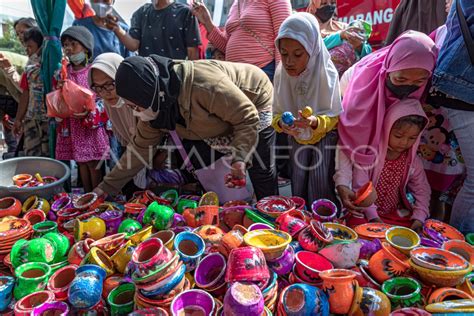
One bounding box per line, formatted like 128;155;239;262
273;13;342;117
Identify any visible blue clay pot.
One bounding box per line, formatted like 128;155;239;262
68;264;106;309
174;232;205;272
282;283;329;316
0;276;14;312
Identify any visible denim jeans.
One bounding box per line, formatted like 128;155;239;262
444;107;474;234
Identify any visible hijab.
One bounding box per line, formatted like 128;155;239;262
115;54;181;130
273;13;342;117
88;53;137;146
338;31;437;165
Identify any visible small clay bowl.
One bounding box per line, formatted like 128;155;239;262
385;226;420;255
409;260;473;287
171;289;215;316
243;229;292;260
427;287;473;304
194;253;226;289
323;222;358;242
353;181;377;207
294;251;333;284
224;282;264;315
311;199;337;222
424;219;465;241
410;247;470;271
442;239;474;265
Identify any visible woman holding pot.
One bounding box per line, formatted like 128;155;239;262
93;55;277;200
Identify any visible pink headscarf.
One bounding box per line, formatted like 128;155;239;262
338;31;437;165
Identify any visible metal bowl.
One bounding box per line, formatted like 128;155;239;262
0;157;70;202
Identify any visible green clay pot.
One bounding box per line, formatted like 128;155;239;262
177;198;198;215
381;277;424;309
107;282;135;316
32;221;58;238
43;232;70;263
143;201;174;231
11;238;57;268
160;189;179;208
14;262;51;300
466;233;474;246
118;219;142;237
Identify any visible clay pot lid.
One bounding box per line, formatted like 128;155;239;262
0;219;31;238
424;219;465;241
410;247;470;271
354;223;393;240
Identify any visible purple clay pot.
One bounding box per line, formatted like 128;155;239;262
224;282;264;316
172;213;186;228
49;196;73;221
137;208;146;224
194;253;226;289
32;301;69;316
420;236;442;248
99;211;123;235
423;227;448;245
248;223;273;231
311;199;337;222
358;238;382;260
267;245;295;275
171;289;215;316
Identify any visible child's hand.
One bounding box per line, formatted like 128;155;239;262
278;119;299;137
294;111;318;129
410;220;423;233
337;185;365;216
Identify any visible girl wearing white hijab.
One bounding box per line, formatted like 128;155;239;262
272;12;342;205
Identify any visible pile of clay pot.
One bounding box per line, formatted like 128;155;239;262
0;191;473;316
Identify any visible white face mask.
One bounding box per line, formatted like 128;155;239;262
111;97;125;108
133;107;159;121
91;2;113;18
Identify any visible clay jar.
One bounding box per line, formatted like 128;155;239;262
275;209;308;237
124;203;146;220
295;251;333;284
91;233;126;256
11;238;57;268
174;231;205;272
110;240;134;274
132;237;171;277
32;220;58;238
183;205;219;228
68;264;106;309
0;276;14;312
193;225;224;254
143;201;175;230
31;301;69;316
56;208;80;231
47;264;78;301
74;217;106;241
24;209;46;225
118;218;142;237
298;220;333;252
170;289;215;316
226;246;270;284
311;199;337;222
319;269;357;315
267;245;295;276
99;210;123;235
108;282;136;316
349;283;391;316
0;197;21;218
219;225;246;257
224;282;264;316
368;242;410;284
50;196;72;221
280;283;329;316
14;262;51;300
68;238;94;265
81;247;115;277
72;192;101;211
22;196;50;215
43;231;70;262
381;277;423;310
14;291;55;316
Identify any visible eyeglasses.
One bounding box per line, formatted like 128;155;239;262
91;81;115;93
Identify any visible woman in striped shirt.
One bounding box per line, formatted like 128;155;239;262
192;0;291;81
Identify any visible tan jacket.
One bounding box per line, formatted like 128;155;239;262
98;60;273;194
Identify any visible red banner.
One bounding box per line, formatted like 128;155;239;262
336;0;401;46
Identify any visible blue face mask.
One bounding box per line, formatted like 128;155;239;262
69;51;86;65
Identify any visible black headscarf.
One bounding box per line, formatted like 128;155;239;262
115;54;182;130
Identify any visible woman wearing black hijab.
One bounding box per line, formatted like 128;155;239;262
94;54;278;200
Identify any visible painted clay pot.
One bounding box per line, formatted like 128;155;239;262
218;225;246;257
224;282;264;316
226;246;270;284
243;229;292;260
99;210;123;235
138;263;186;298
171;213;186;228
176;198;198;215
381;277;423;310
183;205;219;228
14;262;51;300
118;218;142;237
295;251;333;284
68;264;106;309
275;209;308;237
427;287;473;304
67;238;94;265
248;223;273;231
311;199;337;222
420;236;442;248
24;209;46;225
194;253;226;289
46;264;78;301
280;283;329;316
91;233;126;255
56;208;80;231
319;269;357;315
128;226;153;246
353;181;377;207
193;225;224;254
132;237;172;277
457;273;474;296
32;220;58;238
124;202;146;220
14;291;55;316
110;240;134;274
22;196;50;214
108;282;135;316
171;289;215;316
0;197;21;218
358;260;381;289
442;239;474;265
72;192;101;211
160;189;179;208
12;173;33;187
298;220;333;252
424;219;464;241
43;231;70;262
143;201;175;230
31;301;69;316
267;244;295;276
319;241;362;269
323;222;358;243
74;217;106;241
11;238;57;268
81;247;115;276
368;242;410;284
150;230;175;250
358;238;382;260
425;299;474;313
385;226;420;255
349;283;391;316
289;196;306;210
409;259;472;287
50;196;72;221
0;276;14;312
410;247;469;271
174;231;205;272
103;274;123;300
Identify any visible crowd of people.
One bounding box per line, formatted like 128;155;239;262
0;0;473;234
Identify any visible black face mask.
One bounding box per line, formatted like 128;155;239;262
386;77;420;99
315;4;336;23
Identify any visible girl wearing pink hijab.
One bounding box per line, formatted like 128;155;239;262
335;99;431;231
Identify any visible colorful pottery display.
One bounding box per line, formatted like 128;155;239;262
381;277;423;309
311;199;337;222
0;197;22;218
174;231;205;272
368;242;410;283
14;262;51;300
243;229;291;260
385;226;420;254
108;282;136;316
68;264;106;309
427;287;473;304
319;269;357;315
409;259;472;287
14;291;55;316
349;282;391;316
256;196;295;218
410;247;470;271
298;220;333;252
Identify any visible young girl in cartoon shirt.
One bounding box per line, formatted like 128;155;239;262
55;26;110;192
335;99;431;232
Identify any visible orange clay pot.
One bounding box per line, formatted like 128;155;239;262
428;287;473;304
319;269;357;315
0;197;21;218
368;242;410;284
